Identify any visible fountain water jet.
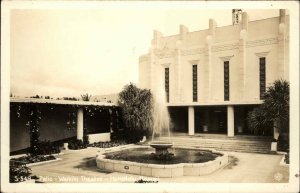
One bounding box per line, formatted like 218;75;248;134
150;71;173;157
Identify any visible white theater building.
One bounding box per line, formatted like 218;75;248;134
139;10;289;137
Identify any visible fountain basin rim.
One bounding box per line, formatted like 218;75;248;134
96;145;229;177
150;141;173;149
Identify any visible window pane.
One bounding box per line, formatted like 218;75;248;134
192;65;197;102
259;58;266;99
224;61;229;101
165;68;169;102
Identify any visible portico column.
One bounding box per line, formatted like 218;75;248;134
188;106;195;135
227;106;234;137
77;108;84;140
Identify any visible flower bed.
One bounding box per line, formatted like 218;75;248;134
10;155;56;183
68;139;88;150
10;155;56;164
88;140;127;148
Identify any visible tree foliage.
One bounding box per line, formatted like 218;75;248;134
247;80;289;134
118;83;153;142
81;93;92;101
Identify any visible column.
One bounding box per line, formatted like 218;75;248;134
77;108;84;140
175;44;182;102
205;19;216;101
227;106;234;137
188;106;195;135
278;9;286;79
238;12;248;100
150;30;162;90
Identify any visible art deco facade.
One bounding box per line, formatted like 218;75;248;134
139;10;289;137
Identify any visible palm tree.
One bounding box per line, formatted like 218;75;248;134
81;93;92;101
247;79;289;135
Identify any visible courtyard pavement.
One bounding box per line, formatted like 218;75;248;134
29;147;289;183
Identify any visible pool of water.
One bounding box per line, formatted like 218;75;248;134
104;147;222;165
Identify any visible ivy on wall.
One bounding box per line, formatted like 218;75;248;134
12;102;122;151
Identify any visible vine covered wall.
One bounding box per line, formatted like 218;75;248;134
10;102;121;153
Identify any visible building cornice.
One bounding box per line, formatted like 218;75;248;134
10;98;117;107
143;37;282;60
166;100;263;107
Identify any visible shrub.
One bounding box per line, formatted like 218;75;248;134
277;133;289;152
36;140;61;155
10;154;56;182
11;155;56;165
110;128;126;141
134;179;158;183
9;160;32;183
284;152;289;164
124;129;145;143
118;83;153;143
83;133;89;146
81;93;92;101
88;140;127;148
68;139;87;150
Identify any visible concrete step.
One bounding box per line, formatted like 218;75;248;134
172;144;270;151
170;140;271;146
154;136;272;154
159;137;271;143
169;134;273;142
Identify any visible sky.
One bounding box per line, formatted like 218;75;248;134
10;8;281;98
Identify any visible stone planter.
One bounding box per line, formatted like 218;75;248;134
63;143;69;150
237;126;243;133
203;125;208;132
271;142;277;151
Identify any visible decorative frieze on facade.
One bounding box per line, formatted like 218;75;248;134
212;42;239;52
154;48;176;59
181;48;206;56
246;37;278;48
148;37;282;59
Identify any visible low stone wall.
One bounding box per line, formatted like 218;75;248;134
88;133;111;143
96;145;228;178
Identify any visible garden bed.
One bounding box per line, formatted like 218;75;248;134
279;153;289;167
10;155;59;183
10;155;57;165
88;140;127;148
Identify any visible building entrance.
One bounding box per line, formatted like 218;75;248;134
195;106;227;134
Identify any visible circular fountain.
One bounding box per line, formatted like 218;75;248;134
149;72;173;158
150;141;173;155
96;70;228;177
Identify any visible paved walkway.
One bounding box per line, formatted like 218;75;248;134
29;147;289;183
